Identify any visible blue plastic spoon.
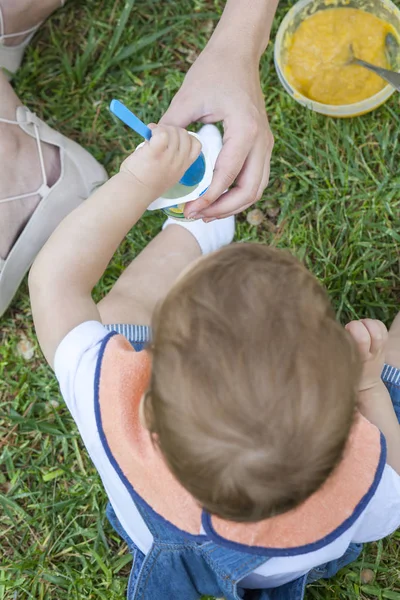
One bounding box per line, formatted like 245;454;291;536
110;99;205;187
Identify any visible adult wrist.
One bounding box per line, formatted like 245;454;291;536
205;0;277;63
205;32;265;65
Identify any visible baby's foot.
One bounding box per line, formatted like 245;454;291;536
345;319;388;392
163;214;235;255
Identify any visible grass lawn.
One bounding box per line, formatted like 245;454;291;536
1;0;400;597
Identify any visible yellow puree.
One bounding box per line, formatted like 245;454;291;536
285;8;394;105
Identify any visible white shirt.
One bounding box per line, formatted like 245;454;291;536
54;321;400;589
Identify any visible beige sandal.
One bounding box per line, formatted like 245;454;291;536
0;1;66;79
0;106;108;317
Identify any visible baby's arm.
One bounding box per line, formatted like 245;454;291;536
29;125;201;367
346;319;400;474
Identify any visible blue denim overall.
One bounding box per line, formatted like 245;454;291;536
104;324;400;600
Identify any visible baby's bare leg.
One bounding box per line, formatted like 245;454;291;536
97;225;201;326
385;313;400;368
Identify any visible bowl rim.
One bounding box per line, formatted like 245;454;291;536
274;0;400;116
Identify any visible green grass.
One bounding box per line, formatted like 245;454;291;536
1;0;400;597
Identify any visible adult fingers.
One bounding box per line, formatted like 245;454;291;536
198;197;255;222
160;91;199;129
185;119;256;218
192;133;271;219
256;132;274;200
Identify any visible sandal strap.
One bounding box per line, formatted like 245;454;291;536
0;109;48;205
0;1;66;45
0;7;43;41
0;108;42;127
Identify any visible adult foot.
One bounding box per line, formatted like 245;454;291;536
0;75;61;259
0;124;61;260
0;0;63;46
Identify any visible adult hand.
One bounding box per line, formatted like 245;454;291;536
160;46;274;220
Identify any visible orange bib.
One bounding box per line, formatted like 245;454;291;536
97;334;385;554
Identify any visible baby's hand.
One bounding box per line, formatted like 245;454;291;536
345;319;387;392
120;125;201;200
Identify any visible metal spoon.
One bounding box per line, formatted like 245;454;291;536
348;35;400;92
385;32;399;66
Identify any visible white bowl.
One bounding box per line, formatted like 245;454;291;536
274;0;400;117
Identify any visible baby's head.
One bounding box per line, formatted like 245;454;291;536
144;244;361;522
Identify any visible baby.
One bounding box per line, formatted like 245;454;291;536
29;124;400;600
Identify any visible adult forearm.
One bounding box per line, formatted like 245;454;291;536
208;0;279;61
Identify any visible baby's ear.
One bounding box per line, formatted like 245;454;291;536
143;392;162;451
142;389;155;432
150;432;161;451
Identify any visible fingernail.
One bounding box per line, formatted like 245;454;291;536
187;212;205;220
203;218;216;223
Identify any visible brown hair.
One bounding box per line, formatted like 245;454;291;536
144;244;361;522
